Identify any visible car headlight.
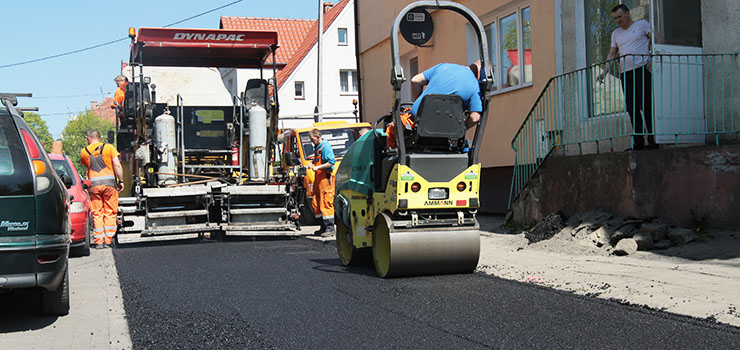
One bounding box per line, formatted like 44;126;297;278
70;202;85;213
428;188;448;200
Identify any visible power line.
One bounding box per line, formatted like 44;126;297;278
33;93;110;99
37;111;87;117
0;0;244;69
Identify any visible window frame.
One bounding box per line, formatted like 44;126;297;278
337;28;348;46
294;81;305;100
482;5;533;95
339;70;358;94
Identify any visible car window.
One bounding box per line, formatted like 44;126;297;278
299;128;360;158
50;159;77;185
0;114;34;196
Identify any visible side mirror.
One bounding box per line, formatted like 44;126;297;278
82;179;91;190
60;173;73;189
285;152;300;166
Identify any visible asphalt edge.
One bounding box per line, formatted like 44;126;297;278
105;248;133;350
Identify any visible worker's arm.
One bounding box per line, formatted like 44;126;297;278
112;156;125;192
598;47;620;82
465;111;481;129
410;73;428;100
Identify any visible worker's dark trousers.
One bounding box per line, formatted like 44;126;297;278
621;65;655;149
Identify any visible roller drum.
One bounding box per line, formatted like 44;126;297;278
372;213;480;278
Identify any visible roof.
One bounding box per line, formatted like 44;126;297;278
275;0;350;89
131;27;278;68
220;16;315;66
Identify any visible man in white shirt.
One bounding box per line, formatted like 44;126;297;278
600;4;656;149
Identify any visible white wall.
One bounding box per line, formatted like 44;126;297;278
135;66;234;106
243;0;359;130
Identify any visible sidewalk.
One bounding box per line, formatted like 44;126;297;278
475;215;740;327
0;248;131;350
308;216;740;328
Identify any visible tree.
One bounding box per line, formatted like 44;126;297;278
23;112;54;153
61;110;115;177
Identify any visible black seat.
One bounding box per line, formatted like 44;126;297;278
123;82;151;123
411;94;466;151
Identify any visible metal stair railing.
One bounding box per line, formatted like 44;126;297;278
508;52;739;209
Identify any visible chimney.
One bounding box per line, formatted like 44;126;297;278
90;101;98;110
51;141;63;155
323;2;334;13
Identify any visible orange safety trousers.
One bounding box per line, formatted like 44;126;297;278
89;185;119;245
312;171;335;221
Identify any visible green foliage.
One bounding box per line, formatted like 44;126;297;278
689;206;711;236
23;112;54;153
60;110;114;177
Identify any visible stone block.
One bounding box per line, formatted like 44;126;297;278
633;232;654;250
669;228;698;245
640;223;670;241
613;238;638;255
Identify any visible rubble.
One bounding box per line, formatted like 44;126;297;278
519;209;707;255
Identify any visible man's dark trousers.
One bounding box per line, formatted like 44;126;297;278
621;65;655;149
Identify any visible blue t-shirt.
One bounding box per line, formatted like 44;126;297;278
313;139;336;172
410;63;483;117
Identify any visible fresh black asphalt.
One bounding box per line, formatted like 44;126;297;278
113;238;740;349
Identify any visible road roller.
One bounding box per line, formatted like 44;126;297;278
333;1;493;277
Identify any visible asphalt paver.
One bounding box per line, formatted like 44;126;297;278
113;237;740;349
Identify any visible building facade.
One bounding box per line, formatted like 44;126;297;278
221;0;360;130
357;0;738;214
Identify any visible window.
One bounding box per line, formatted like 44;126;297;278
0;114;33;196
50;159;77;185
481;6;533;92
299;127;360;158
338;28;348;45
585;0;645;66
339;70;358;93
295;81;305;99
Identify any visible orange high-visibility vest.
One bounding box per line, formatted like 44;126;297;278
81;142;119;188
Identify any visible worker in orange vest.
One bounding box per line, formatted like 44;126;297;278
81;130;124;248
307;128;336;237
111;74;128;116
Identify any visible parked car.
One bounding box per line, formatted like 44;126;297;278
0;93;71;316
49;153;91;257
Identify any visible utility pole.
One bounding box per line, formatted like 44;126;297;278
317;0;324;122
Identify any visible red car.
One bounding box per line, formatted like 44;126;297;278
49;153;91;257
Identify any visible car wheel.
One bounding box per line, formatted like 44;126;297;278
40;265;70;316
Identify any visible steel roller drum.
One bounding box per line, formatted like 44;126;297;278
372;213;480;278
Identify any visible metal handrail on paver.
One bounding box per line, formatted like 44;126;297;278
508;52;739;209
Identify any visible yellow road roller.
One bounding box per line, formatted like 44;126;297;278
333;1;493;277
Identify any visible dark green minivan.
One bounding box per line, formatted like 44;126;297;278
0;94;71;316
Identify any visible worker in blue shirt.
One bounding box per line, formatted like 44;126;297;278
307;128;336;236
387;61;483;148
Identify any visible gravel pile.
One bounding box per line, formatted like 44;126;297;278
524;212;566;244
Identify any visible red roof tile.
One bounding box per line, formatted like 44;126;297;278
220;16;315;65
275;0;349;89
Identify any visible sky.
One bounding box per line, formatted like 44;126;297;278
0;0;318;139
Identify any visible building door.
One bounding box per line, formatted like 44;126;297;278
650;0;704;144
